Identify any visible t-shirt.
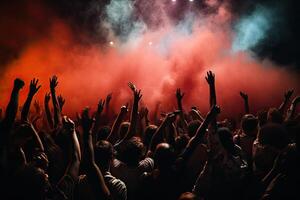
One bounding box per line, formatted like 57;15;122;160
111;158;154;200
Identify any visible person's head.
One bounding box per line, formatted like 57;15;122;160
217;127;237;156
120;137;144;166
94;140;114;171
154;143;175;171
174;134;190;155
143;125;157;148
241;114;258;137
187;120;201;138
253;123;289;177
267;108;283;124
119;122;130;139
11;165;50;200
96;126;111;142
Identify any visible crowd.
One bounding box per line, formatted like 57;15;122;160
0;71;299;200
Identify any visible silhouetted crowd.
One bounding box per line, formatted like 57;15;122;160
0;71;299;200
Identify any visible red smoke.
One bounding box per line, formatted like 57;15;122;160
0;2;299;119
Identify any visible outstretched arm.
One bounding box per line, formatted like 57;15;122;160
149;112;176;153
2;78;24;132
21;78;41;122
179;105;220;162
120;82;142;142
278;90;293;115
44;92;54;129
176;88;188;131
240;91;250;114
92;99;105;135
286;96;300;121
50;76;62;128
107;104;128;144
205;71;217;107
62;116;81;180
81;108;111;199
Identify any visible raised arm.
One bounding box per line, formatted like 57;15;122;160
179;105;220;162
81;108;111;199
240;91;250;114
176;88;188;131
105;93;112;117
57;94;66;112
21;78;41;122
278;89;293;115
285;96;300;121
2;78;24;132
50;76;62;128
149;112;176;153
107;104;128;144
120;82;142;142
62;116;81;180
92;99;105;135
44;92;54;129
205;71;217;107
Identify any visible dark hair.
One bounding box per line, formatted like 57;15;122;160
154;143;175;170
258;123;289;149
96;126;111;142
119;137;144;166
267;108;283;124
217;127;236;155
241;114;258;135
94;140;114;170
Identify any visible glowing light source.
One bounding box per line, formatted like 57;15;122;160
109;41;114;46
189;0;194;2
172;0;176;2
148;41;153;46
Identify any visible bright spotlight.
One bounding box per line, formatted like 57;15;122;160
172;0;176;2
189;0;194;2
109;41;114;46
148;41;153;46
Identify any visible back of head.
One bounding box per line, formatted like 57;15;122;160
187;120;201;138
257;123;289;149
154;143;175;171
120;137;144;166
96;126;111;142
217;127;236;156
267;108;283;124
94;140;114;170
241;114;258;136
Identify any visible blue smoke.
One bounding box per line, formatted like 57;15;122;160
232;5;274;53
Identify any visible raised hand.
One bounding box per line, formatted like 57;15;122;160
106;93;112;105
240;91;248;101
205;71;215;85
62;116;75;132
284;89;294;100
29;78;41;96
49;75;58;90
81;108;95;133
120;103;129;116
207;105;221;119
165;112;177;124
14;78;25;90
128;82;137;92
97;99;105;114
176;88;184;101
58;94;65;110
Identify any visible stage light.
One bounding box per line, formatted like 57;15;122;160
189;0;194;2
109;41;114;46
148;41;153;46
171;0;176;2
